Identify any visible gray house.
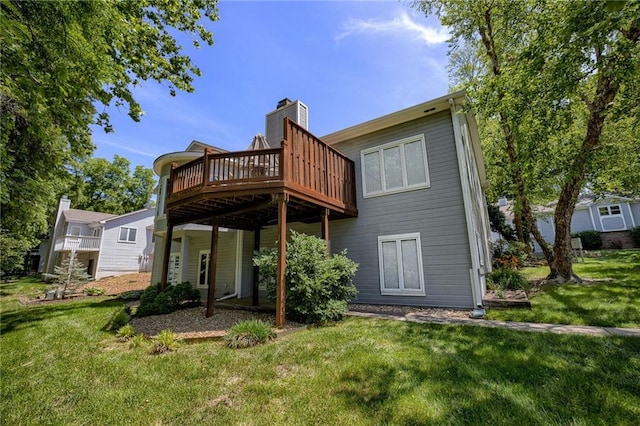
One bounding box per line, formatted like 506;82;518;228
150;92;491;325
534;195;640;249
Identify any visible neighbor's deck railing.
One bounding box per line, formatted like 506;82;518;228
54;236;101;251
169;118;357;210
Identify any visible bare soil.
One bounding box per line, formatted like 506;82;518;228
79;272;151;295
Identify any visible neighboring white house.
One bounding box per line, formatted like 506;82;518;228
40;196;156;279
496;195;640;250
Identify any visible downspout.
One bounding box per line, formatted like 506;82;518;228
450;98;484;314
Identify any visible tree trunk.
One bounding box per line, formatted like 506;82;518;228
547;69;618;282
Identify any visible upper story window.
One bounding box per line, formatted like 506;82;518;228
68;226;81;237
599;205;622;216
118;227;137;243
361;135;430;198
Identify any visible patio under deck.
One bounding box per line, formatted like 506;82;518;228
160;118;358;326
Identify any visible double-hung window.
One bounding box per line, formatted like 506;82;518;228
378;233;425;296
361;135;430;198
118;227;137;243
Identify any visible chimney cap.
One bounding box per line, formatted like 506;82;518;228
277;98;293;109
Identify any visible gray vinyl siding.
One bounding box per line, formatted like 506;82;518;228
185;231;237;298
240;230;255;298
330;110;473;308
571;209;593;232
631;202;640;227
97;209;155;279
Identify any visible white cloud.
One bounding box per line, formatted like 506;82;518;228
336;10;449;45
93;137;158;158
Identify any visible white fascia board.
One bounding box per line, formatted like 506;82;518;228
322;91;467;145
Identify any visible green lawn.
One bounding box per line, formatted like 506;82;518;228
487;250;640;328
2;279;640;425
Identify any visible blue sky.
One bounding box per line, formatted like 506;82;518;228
91;1;450;172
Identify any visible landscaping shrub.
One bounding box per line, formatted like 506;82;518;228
253;231;358;324
118;290;144;300
225;319;276;348
136;282;200;317
116;324;135;342
490;240;528;269
83;287;105;296
105;305;131;331
151;329;179;354
487;269;529;291
575;230;602;250
631;226;640;246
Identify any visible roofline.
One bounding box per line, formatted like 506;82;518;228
100;207;155;224
153;151;204;175
321;90;467;145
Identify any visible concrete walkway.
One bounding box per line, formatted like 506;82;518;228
347;311;640;337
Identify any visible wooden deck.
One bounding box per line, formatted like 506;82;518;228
166;118;358;229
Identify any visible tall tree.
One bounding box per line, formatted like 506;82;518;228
416;0;640;282
70;156;155;215
0;0;218;273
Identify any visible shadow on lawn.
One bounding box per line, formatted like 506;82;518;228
0;298;124;335
337;321;640;424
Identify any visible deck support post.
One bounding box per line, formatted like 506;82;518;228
321;208;330;254
206;218;219;318
276;194;287;328
252;227;261;306
160;221;174;291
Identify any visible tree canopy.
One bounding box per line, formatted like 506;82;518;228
415;0;639;281
70;155;155;215
0;0;218;274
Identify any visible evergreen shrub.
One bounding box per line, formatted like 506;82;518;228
631;226;640;246
136;282;200;317
575;230;602;250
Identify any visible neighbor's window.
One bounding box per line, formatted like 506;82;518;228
378;233;425;296
599;205;622;216
361;135;430;198
118;227;137;243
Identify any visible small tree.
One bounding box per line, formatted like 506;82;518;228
253;231;359;324
52;250;90;298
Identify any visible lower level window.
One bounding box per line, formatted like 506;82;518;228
378;233;425;296
198;250;210;288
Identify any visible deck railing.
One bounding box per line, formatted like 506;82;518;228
169;119;357;210
54;236;101;251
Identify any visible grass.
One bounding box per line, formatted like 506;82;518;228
2;277;640;425
487;250;640;328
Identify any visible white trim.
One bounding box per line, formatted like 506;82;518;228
360;134;430;198
157;176;169;218
588;206;597;230
377;232;425;296
197;250;210;289
234;230;244;298
450;100;483;307
597;204;627;231
117;226;138;243
628;204;636;228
